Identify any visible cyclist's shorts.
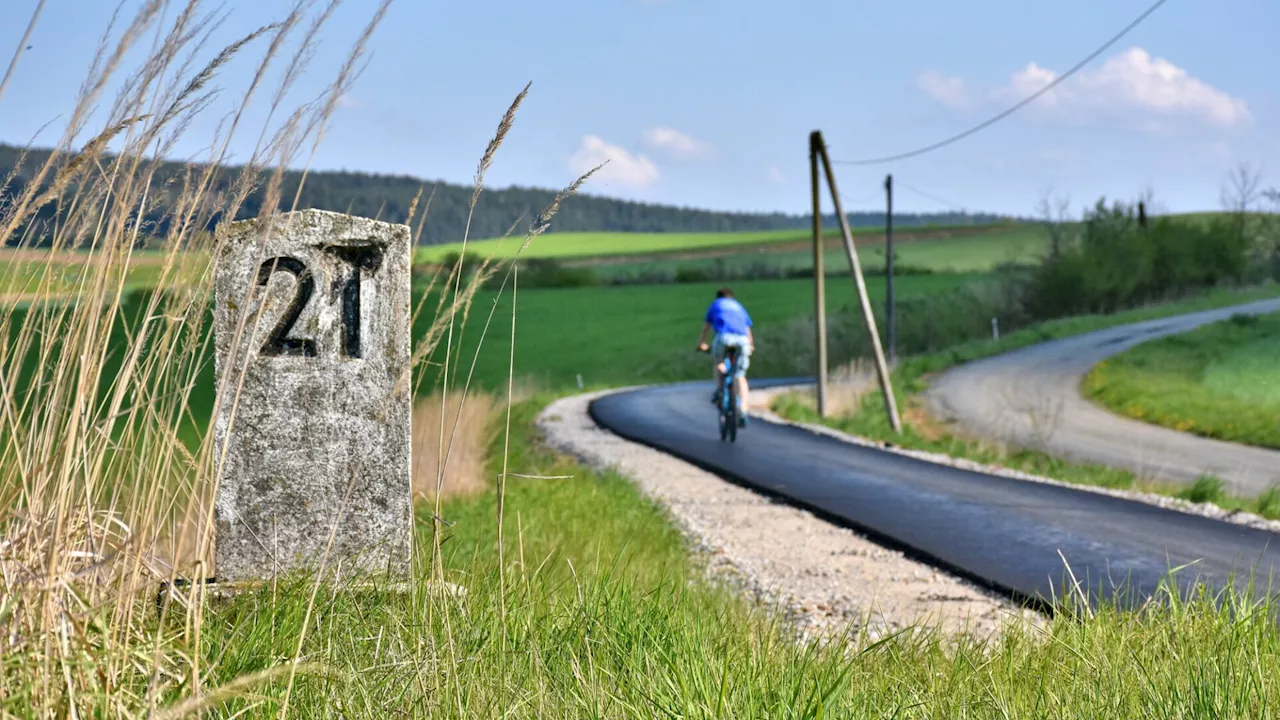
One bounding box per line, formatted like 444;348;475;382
712;332;751;377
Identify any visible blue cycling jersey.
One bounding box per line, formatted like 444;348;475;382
704;297;752;336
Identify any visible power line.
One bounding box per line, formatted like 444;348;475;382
898;182;966;212
832;0;1170;166
839;189;881;208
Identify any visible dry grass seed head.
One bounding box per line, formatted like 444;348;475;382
471;82;530;209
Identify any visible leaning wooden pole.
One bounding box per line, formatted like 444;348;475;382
809;132;829;418
812;130;903;433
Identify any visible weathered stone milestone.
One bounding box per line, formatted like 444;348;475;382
213;209;412;583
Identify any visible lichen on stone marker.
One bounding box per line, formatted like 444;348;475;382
212;209;412;583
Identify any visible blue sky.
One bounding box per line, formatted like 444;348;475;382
2;0;1276;218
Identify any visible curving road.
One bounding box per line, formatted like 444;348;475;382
590;379;1280;612
925;298;1280;496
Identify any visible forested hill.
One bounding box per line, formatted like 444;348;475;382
0;144;1015;246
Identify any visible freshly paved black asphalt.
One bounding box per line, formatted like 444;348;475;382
590;380;1280;611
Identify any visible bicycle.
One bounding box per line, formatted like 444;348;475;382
699;344;743;443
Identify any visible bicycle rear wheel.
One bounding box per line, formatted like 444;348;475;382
724;372;737;444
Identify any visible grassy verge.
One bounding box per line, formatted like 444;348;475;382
1085;311;1280;450
186;397;1280;717
771;283;1280;518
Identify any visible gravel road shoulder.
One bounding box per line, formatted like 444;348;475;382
537;389;1042;643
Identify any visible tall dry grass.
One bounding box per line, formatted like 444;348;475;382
0;1;595;715
412;392;497;501
776;359;879;417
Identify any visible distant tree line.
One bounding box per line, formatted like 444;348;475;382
0;143;1016;248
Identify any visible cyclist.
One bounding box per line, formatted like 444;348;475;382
696;287;754;426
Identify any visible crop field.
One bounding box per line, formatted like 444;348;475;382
1084;311;1280;450
414;222;1026;263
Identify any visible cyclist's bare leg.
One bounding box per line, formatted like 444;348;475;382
736;374;749;410
711;359;725;403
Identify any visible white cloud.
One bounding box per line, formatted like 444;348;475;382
767;166;787;184
336;94;361;110
916;70;971;109
1004;63;1061;106
642;126;711;157
1082;48;1250;126
569;135;660;188
924;47;1250;128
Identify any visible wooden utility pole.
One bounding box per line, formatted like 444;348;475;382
809;133;829;417
812;131;902;433
884;173;896;364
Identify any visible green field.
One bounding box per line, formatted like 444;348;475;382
415;222;1028;264
418;229;809;262
1084;311;1280;450
589;225;1049;281
419;272;980;391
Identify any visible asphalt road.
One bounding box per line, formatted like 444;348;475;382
590;379;1280;611
925;298;1280;496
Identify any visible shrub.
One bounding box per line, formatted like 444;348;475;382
1179;475;1227;504
1256;485;1280;518
1229;312;1260;328
512;258;599;288
440;250;487;275
674;267;712;284
1022;198;1256;320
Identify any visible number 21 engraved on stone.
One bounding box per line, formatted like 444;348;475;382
256;243;383;359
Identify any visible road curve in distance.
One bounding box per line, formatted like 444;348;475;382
926;299;1280;496
590;380;1280;611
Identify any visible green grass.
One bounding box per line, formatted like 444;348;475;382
1084;311;1280;450
415;222;1027;263
180;397;1280;717
771;283;1280;519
